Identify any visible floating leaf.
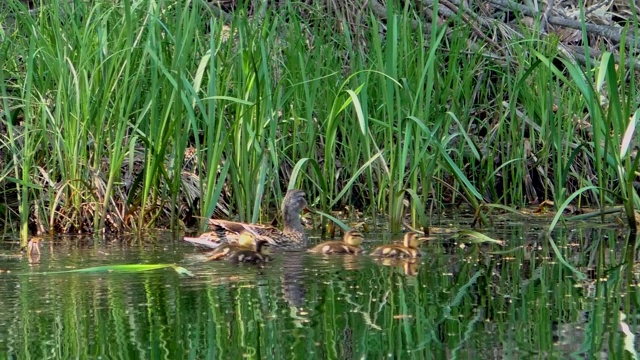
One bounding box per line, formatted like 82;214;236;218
457;230;504;245
20;264;193;277
171;265;195;277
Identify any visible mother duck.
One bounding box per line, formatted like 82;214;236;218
184;189;308;250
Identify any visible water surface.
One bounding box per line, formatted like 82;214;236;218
0;225;636;359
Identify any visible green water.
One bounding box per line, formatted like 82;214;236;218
0;226;638;359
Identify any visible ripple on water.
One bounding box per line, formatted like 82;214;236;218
181;250;374;286
0;228;615;358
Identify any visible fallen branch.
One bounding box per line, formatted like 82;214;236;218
487;0;640;51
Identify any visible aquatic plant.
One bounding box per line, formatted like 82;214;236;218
0;0;638;242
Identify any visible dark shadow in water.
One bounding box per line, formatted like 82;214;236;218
281;251;307;308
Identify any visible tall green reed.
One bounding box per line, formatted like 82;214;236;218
3;0;138;233
363;7;484;231
0;17;34;244
5;0;637;235
534;47;640;229
2;0;243;232
191;19;238;228
2;0;486;233
138;0;198;229
225;13;277;223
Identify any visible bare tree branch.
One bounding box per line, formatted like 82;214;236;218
487;0;640;51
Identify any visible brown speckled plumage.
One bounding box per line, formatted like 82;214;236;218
185;189;308;250
307;230;364;255
204;231;255;261
226;240;272;264
370;232;424;259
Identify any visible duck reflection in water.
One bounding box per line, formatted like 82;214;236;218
376;258;421;276
26;237;42;264
281;251;307;308
371;232;427;259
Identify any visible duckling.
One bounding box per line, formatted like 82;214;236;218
185;189;308;250
26;237;42;256
378;258;421;276
204;231;255;261
307;230;365;255
227;240;272;264
370;232;424;259
205;231;272;264
401;260;420;276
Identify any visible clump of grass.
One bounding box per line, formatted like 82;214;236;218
1;0;639;240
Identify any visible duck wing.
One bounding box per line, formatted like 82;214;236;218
183;220;282;248
208;219;278;236
208;219;285;245
183;231;234;249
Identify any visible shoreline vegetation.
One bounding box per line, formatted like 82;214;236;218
1;0;639;246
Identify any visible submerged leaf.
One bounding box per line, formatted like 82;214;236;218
20;264;193;276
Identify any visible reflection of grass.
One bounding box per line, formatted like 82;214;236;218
20;264;194;276
1;227;635;357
